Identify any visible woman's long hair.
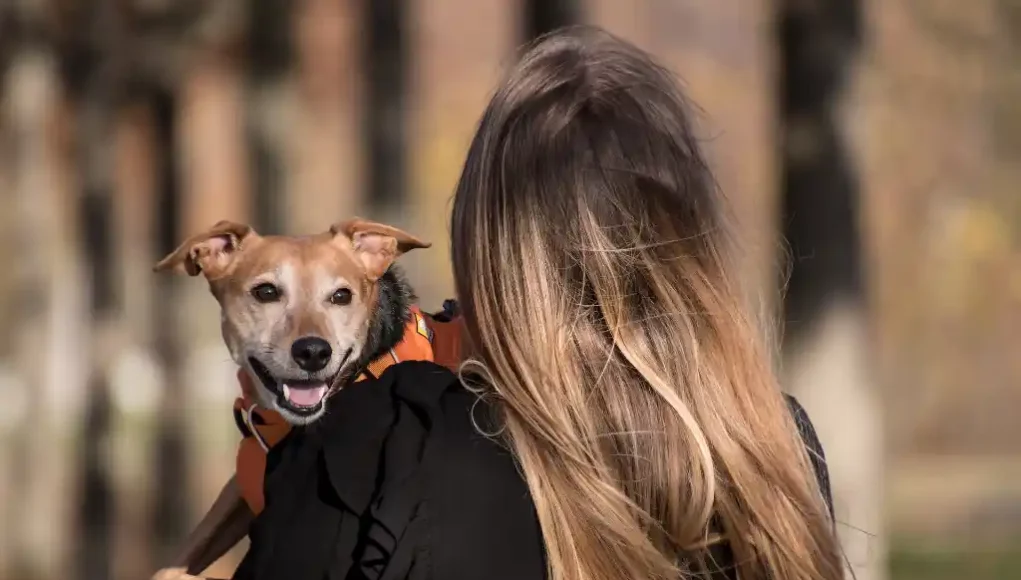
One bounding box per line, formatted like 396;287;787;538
450;27;843;580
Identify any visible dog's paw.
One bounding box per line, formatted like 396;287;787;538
151;567;202;580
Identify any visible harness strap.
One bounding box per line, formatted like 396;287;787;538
233;404;270;452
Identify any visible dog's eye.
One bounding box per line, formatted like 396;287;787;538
330;288;353;306
251;283;281;303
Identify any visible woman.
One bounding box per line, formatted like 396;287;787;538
233;27;843;580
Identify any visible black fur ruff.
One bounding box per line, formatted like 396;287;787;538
356;266;416;371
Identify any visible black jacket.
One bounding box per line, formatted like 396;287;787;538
232;361;831;580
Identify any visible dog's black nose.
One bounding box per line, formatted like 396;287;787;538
291;336;333;372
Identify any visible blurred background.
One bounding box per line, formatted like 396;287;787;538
0;1;1018;579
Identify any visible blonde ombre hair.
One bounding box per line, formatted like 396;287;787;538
450;28;843;580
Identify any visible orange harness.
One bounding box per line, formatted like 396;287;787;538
234;305;464;514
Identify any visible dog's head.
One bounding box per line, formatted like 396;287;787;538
155;219;430;425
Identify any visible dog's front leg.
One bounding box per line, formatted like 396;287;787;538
159;474;253;578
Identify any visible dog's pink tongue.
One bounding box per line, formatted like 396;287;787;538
283;382;328;407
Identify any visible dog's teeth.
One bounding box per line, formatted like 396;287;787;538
283;384;291;399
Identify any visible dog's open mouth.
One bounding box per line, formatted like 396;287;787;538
248;350;352;416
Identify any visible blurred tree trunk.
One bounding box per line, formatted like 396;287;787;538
106;98;160;580
60;1;126;579
149;86;192;569
2;29;76;580
0;41;42;580
286;0;363;233
523;0;579;40
74;61;120;580
996;0;1021;168
246;0;292;233
365;0;408;215
777;1;885;579
0;49;15;580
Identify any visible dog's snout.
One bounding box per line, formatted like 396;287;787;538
291;336;333;372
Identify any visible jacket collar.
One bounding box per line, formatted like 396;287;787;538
320;361;457;513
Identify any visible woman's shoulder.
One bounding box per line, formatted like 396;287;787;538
384;361;531;497
383;361;547;578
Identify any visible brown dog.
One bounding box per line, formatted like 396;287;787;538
150;218;432;580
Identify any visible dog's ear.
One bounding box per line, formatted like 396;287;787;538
154;220;257;278
330;218;431;281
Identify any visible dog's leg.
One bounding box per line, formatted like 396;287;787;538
184;491;252;576
152;568;226;580
157;474;253;577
